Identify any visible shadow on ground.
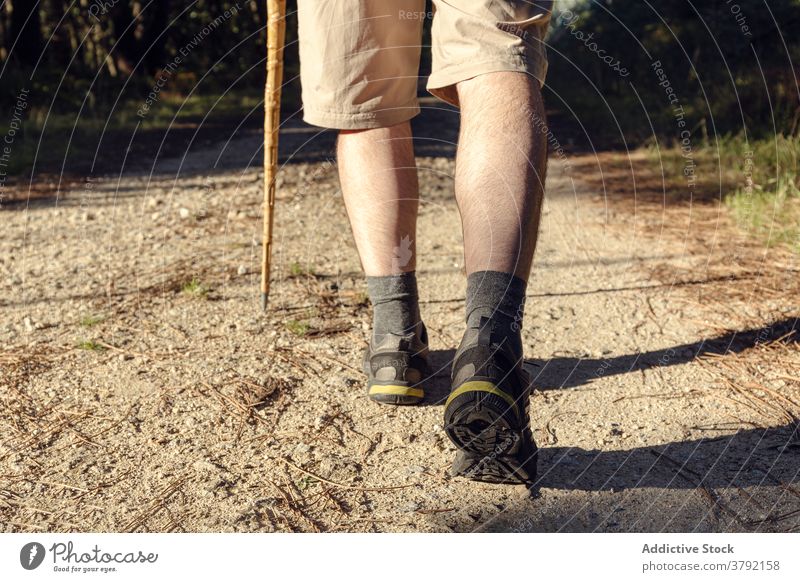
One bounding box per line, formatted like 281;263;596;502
423;316;800;404
433;421;800;532
454;424;800;532
420;317;800;531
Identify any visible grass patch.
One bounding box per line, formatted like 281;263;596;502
181;277;211;299
76;340;106;351
727;175;800;250
353;290;370;307
653;134;800;251
288;262;315;278
719;135;800;250
137;91;262;130
284;320;309;337
296;475;319;491
79;314;105;327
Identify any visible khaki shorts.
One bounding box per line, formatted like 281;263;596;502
298;0;552;129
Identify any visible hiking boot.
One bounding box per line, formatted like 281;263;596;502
362;323;429;405
443;317;538;484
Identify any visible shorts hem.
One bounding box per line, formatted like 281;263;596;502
427;57;547;107
302;103;421;130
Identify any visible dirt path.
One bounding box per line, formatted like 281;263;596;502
2;114;799;532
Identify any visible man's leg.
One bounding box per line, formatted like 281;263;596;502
338;122;429;404
442;71;547;484
297;0;428;404
426;0;552;482
337;122;419;277
455;71;546;282
456;71;546;360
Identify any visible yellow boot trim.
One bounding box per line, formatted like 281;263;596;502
368;385;424;399
445;380;519;417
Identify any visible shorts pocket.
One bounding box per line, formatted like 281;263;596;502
495;0;553;43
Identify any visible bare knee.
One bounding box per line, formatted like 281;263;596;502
457;71;543;119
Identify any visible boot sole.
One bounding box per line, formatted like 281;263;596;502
444;380;537;484
451;448;538;484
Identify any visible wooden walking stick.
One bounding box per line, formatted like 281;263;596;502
261;0;287;310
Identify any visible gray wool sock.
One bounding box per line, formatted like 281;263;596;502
366;272;421;345
465;270;527;358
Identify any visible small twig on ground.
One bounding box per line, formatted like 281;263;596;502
281;457;415;492
122;474;191;532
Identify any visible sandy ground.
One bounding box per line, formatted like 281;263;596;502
2;107;799;532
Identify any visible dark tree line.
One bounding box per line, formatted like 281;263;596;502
1;0;798;139
546;0;800;140
0;0;300;112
